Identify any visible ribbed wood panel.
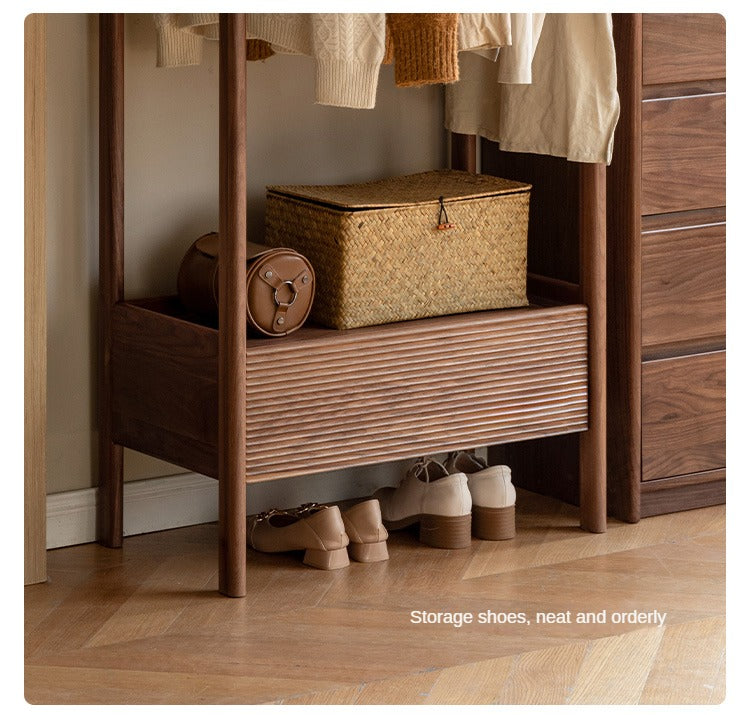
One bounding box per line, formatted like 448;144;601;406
245;306;588;480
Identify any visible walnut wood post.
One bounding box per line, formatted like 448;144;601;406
97;13;125;548
607;14;642;522
579;162;607;533
218;14;248;597
450;133;476;173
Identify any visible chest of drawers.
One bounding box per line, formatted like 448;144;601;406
607;13;726;519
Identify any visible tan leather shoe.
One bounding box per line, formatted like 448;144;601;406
445;451;516;540
374;458;472;549
248;503;350;570
342;499;389;562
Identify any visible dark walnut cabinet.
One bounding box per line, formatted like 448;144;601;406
607;13;725;520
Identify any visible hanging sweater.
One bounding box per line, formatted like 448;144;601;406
155;13;386;109
385;13;513;86
386;14;459;87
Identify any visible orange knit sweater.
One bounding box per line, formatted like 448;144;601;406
385;14;459;87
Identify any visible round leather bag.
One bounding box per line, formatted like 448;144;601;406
177;232;315;336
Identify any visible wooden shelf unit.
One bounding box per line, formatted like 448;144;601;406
97;13;608;597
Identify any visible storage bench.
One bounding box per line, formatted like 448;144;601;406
111;298;589;482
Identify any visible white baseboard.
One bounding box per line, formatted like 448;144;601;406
46;473;218;550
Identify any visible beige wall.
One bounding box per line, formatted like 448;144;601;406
46;14;446;495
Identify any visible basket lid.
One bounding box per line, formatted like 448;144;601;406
267;170;531;210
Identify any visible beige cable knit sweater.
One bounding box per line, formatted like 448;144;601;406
155;13;386;109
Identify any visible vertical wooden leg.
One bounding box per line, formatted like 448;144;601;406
450;132;477;173
579;162;607;533
97;442;124;547
97;13;125;548
607;14;643;523
218;14;248;597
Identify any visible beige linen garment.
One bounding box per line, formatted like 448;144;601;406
445;13;620;164
496;12;546;83
459;12;511;59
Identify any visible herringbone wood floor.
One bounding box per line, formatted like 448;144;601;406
24;489;725;705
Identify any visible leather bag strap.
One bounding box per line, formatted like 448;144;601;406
257;262;312;333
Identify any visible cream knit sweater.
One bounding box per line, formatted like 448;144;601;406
155;13;386;110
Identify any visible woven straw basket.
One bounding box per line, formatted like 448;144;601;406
264;170;531;330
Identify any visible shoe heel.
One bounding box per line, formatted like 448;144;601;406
303;547;350;570
472;505;515;540
348;540;389;563
419;514;471;549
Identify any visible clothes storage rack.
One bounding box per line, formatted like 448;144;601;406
97;14;607;597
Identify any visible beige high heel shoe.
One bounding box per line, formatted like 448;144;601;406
342;499;389;562
374;458;472;549
444;451;516;540
248;503;350;570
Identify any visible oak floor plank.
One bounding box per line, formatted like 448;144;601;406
85;555;218;648
713;649;726;703
424;654;517;704
496;642;589;704
639;616;726;704
276;683;363;705
279;669;446;705
24;664;350;705
568;627;665;704
355;670;443;705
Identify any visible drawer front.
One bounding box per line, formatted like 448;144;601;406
245;307;589;480
641;93;725;215
642;351;725;481
642;14;725;85
641;219;725;348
